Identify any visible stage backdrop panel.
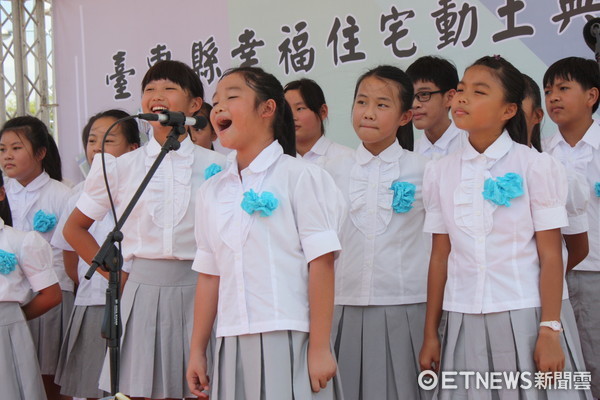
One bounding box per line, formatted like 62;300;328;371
54;0;599;182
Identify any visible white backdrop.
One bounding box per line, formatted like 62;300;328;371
53;0;599;182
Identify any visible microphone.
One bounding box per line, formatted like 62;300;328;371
583;17;600;66
138;111;208;130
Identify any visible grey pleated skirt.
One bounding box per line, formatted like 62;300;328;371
98;258;204;399
332;303;430;400
0;302;47;400
436;300;592;400
567;270;600;398
28;290;75;375
54;304;107;398
212;330;343;400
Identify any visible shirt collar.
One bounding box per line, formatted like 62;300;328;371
308;135;331;156
224;140;283;176
355;139;403;165
0;218;4;230
462;130;512;161
8;171;50;194
546;120;600;151
146;134;195;158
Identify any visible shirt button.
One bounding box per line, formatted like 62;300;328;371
478;265;484;270
477;237;483;243
475;211;481;216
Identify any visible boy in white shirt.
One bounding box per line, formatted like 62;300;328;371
406;55;467;159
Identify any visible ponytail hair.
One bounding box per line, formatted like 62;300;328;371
1;116;62;181
469;56;527;146
353;65;414;151
221;67;296;156
522;73;543;152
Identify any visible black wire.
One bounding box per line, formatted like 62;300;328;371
99;115;137;279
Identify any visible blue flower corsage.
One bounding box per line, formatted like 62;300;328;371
482;172;524;207
204;163;223;180
390;181;416;213
241;189;279;217
595;182;600;197
0;249;17;275
33;210;58;233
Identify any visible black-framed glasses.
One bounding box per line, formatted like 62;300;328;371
413;90;444;102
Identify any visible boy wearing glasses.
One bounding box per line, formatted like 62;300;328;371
407;55;467;159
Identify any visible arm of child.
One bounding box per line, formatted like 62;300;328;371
419;233;450;373
563;232;589;272
534;228;565;373
307;251;337;393
63;207;111;280
63;249;80;286
21;283;62;320
187;272;219;399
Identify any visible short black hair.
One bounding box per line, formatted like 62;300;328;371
543;57;600;112
141;60;204;99
284;78;327;135
406;55;459;92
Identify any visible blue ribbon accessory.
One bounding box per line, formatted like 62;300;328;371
241;189;279;217
595;182;600;197
482;172;524;207
33;210;58;233
204;163;223;180
0;250;17;275
390;181;416;213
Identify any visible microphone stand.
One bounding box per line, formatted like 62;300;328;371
85;122;187;396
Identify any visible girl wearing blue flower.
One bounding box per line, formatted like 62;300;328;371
0;115;73;400
0;216;62;400
323;66;430;400
63;61;225;400
187;67;346;400
420;56;590;399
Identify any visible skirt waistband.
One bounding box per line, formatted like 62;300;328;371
129;258;197;286
0;302;25;326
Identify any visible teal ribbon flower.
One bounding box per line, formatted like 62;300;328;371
241;189;279;217
204;163;223;180
33;210;57;233
595;182;600;197
482;173;524;207
390;181;416;213
0;249;17;275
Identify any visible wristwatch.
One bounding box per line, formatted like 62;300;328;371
539;320;562;332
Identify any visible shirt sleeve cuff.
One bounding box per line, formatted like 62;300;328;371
562;213;589;235
301;230;341;263
424;212;448;234
533;206;568;231
28;269;59;292
191;248;219;275
76;192;108;221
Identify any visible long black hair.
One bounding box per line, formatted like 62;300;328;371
81;109;141;149
1;116;62;181
522;73;543;152
353;65;414;151
284;78;327;135
221;67;296;156
0;173;11;226
468;56;527;146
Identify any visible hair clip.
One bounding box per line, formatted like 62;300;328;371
493;54;502;60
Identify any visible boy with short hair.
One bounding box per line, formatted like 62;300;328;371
543;56;600;399
406;55;467;159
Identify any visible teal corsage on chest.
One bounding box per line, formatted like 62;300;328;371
594;182;600;197
0;250;17;275
482;173;524;207
241;189;279;217
390;181;416;213
33;210;58;233
204;163;223;180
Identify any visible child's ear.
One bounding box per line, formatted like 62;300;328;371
319;104;329;120
399;109;413;126
190;97;203;115
260;99;277;119
533;108;544;126
586;87;599;109
35;147;47;162
501;103;518;121
444;89;456;108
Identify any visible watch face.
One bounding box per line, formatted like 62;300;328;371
551;321;561;330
